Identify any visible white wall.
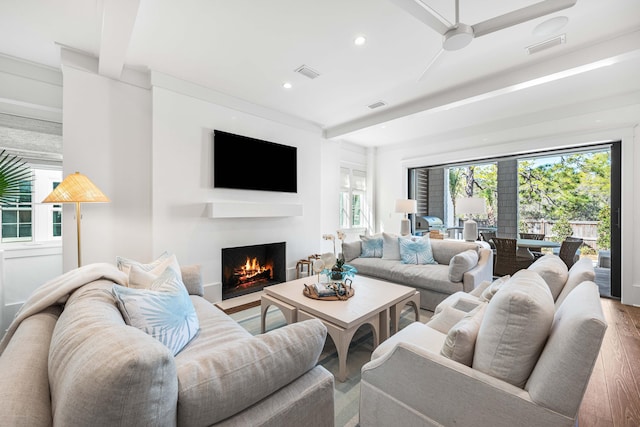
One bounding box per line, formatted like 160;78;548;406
62;55;152;271
150;82;331;298
373;102;640;306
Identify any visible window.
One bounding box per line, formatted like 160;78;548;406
340;167;368;229
0;113;63;245
1;180;32;242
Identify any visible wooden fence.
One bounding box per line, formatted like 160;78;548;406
521;220;600;250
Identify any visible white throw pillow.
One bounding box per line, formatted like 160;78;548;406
448;249;479;282
426;305;467;334
441;303;487;366
472;269;555;388
527;254;568;300
112;266;200;356
479;275;510;302
382;232;401;260
116;251;178;278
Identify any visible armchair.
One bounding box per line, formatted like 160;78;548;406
359;278;606;427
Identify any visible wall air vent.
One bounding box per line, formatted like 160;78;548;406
294;65;320;79
367;100;387;109
526;34;566;55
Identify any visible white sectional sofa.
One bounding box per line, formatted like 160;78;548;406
359;255;604;427
342;233;494;310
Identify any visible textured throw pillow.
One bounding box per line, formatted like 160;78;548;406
527;254;568;300
360;235;383;258
399;236;437;265
116;251;177;278
112;266;200;356
180;264;204;296
448;249;479;282
479;275;510;302
426;305;467;334
382;232;402;260
469;280;491;298
441;303;487;366
473;269;555;388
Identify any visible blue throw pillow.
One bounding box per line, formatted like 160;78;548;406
399;236;437;265
361;237;383;258
112;266;200;355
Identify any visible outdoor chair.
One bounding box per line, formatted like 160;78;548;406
492;237;533;276
479;231;496;249
559;237;583;269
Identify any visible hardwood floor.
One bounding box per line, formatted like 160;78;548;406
578;297;640;426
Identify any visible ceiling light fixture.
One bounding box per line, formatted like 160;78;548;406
533;16;569;37
354;35;367;46
282;82;292;89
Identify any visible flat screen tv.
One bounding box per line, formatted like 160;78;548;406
213;130;297;193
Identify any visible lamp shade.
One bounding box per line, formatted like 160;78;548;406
42;172;109;203
456;197;486;215
395;199;417;214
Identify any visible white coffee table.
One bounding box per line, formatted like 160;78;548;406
261;275;420;381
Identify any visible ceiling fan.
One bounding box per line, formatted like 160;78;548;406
389;0;577;80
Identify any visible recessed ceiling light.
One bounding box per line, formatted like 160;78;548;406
283;82;292;89
533;16;569;37
354;35;367;46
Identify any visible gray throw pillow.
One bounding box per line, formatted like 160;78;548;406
382;232;401;260
342;241;362;262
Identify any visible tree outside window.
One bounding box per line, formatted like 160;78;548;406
340;167;368;229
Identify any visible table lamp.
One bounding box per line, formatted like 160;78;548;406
456;197;486;241
395;199;417;236
42;172;109;267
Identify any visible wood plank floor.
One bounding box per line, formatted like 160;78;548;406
578;297;640;427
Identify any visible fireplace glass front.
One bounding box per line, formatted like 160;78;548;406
221;242;286;300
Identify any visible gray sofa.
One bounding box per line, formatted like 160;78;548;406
342;234;493;310
359;255;604;427
0;263;335;427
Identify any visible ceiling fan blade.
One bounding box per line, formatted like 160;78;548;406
418;48;445;81
472;0;577;37
388;0;452;35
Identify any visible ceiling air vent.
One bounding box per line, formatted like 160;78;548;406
367;100;387;110
294;65;320;79
526;34;566;55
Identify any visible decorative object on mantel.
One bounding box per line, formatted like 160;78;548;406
395;199;417;236
42;172;110;267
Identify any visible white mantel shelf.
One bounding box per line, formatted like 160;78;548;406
208;201;303;218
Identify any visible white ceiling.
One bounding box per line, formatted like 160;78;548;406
1;0;639;147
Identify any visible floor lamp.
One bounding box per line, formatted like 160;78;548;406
42;172;109;268
456;197;486;242
395;199;417;236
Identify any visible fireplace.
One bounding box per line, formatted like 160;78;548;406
221;242;286;300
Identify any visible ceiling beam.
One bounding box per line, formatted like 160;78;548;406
324;29;640;140
98;0;140;80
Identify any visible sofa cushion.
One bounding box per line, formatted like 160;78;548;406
426;304;467;334
479;275;510;302
430;239;479;265
342;241;361;262
399;236;436;265
175;317;327;426
554;257;595;308
382;232;402;260
361;235;383;258
116;251;176;277
473;269;555;388
448;249;479;282
49;280;178;426
371;322;447;360
527;254;568;300
441;303;487;366
112;266;200;356
180;264;204;296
